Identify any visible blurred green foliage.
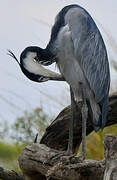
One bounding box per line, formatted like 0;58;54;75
83;124;117;160
10;108;51;144
0;142;25;171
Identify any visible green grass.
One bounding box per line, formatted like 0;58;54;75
0;142;25;171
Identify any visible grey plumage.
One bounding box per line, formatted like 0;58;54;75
47;5;110;131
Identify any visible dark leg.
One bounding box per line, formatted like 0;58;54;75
67;86;76;154
80;83;88;159
44;87;76;164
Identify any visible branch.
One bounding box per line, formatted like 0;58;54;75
18;135;117;180
19;143;105;180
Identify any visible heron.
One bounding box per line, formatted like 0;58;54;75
8;4;110;158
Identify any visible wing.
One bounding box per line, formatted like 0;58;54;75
65;7;110;102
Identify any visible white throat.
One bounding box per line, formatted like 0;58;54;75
23;52;62;78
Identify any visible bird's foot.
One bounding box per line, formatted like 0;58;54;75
77;152;86;161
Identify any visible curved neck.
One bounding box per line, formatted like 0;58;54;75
21;65;65;82
20;52;64;82
43;48;55;61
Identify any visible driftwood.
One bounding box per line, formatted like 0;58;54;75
19;143;105;180
19;135;117;180
18;94;117;180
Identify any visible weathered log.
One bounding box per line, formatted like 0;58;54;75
0;166;24;180
18;135;117;180
19;143;105;180
40;94;117;153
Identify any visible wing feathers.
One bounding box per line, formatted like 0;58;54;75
65;8;110;102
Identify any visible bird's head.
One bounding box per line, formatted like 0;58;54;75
7;47;64;83
20;46;55;66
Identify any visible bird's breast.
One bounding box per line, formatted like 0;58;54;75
56;24;91;101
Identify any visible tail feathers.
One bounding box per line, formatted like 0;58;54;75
93;114;102;132
93;125;101;132
92;96;109;132
90;101;101;132
100;96;109;129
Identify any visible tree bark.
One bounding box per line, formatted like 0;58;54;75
19;135;117;180
19;143;105;180
0;167;24;180
18;94;117;180
103;135;117;180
